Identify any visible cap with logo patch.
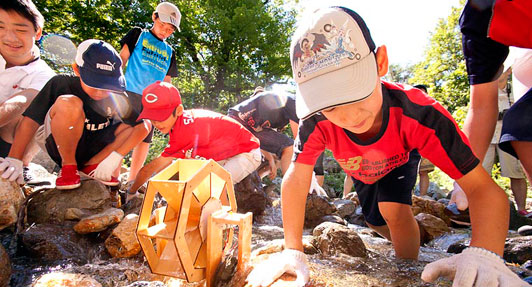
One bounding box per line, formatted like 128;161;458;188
156;2;181;32
290;7;377;119
75;39;125;92
138;81;182;121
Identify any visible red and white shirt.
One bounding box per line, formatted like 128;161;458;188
162;109;260;160
294;81;479;184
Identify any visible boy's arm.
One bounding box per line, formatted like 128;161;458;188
282;162;314;251
119;45;131;71
289;120;299;139
456;164;509;254
128;155;174;195
0;89;39;127
7;116;40;160
114;120;152;156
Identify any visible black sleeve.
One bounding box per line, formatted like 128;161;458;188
119;27;142;53
22;76;60;125
166;49;178;77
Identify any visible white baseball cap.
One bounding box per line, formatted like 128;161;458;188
290;7;378;119
155;2;181;32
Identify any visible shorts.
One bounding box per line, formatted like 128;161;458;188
36;110;120;168
352;150;421;226
126;90;154;143
460;0;509;85
418;157;435;173
228;114;293;158
499;88;532;158
313;152;324;176
483;143;525;179
217;148;262;183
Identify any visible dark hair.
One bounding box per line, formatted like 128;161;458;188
0;0;44;31
413;84;428;93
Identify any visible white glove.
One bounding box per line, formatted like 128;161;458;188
247;249;310;287
93;151;123;181
449;181;468;211
421;247;529;287
0;157;24;184
309;172;327;197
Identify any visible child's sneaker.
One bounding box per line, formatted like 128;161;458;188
518;210;532;218
80;164;119;186
56;165;81;190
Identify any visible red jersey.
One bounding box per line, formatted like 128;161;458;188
294;81;479;184
162;109;260;160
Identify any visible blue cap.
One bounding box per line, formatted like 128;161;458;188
75;39;125;92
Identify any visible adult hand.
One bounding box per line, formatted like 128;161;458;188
309;172;328;197
93;151;123;181
449;181;468;211
421;247;528;287
247;249;309;287
0;157;24;184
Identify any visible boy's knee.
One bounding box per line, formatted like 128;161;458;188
51;95;84;118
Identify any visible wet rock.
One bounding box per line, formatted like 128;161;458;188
124;282;166;287
213;247;239;287
33;272;102;287
411;195;450;225
27;180;114;224
0;178;25;231
415;213;450;244
20;222;99;263
105;214;141;258
252;237;318;257
304;193;336;228
347;206;366;227
73;208;124;234
64;208;89;221
414;182;447;200
518;225;532;236
447;239;469;254
344;192;360;205
333;199;356;218
234;172;270;217
504;236;532;264
121;196;144;216
312;222;367;257
0;244;10;287
318;215;346;226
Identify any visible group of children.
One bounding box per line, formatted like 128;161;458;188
1;0;530;286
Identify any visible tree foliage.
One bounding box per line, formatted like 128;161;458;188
409;1;469;113
33;0;296;112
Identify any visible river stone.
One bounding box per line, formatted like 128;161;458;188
411;195;450;225
74;208;124;234
305;193;336;228
234;171;271;218
518;225;532;236
64;208;89;221
318;215;346;226
333;199;356;218
415;213;450;244
0;178;25;231
504;236;532;264
105;214;140;258
20;222;99;263
27;180;113;224
0;244;10;287
312;222;367;258
33;272;102;287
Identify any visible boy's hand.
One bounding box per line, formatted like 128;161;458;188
449;181;468;211
93;151;123;180
421;247;528;286
247;249;309;287
0;157;24;184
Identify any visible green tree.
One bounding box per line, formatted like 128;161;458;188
386;63;414;84
409;1;469;114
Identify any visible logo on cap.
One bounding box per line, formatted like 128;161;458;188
292;19;360;79
96;61;116;72
145;93;158;104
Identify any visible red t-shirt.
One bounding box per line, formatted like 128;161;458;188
294;81;479;184
162;109;260;160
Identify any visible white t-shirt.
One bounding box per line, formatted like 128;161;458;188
506;47;532;102
0;50;55;104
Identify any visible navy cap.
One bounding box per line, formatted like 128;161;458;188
75;39;125;92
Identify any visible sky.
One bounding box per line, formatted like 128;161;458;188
294;0;462;66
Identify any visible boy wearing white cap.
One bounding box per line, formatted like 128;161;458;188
247;6;527;287
119;1;181;185
0;39;150;190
